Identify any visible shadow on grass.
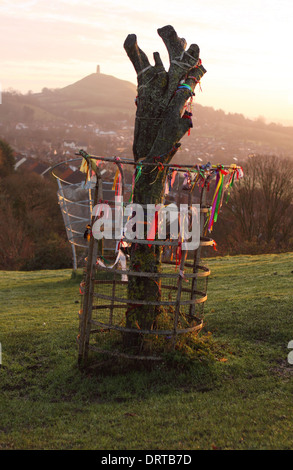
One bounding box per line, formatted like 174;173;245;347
0;270;244;406
73;326;233;403
66;354;223;404
1;327;227;406
2;270;113;297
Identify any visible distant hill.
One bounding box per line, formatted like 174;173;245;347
0;72;137;124
38;72;137;119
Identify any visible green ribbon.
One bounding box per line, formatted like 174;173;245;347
129;162;143;203
213;171;224;224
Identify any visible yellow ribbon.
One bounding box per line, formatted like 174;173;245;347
79;158;98;173
112;168;120;190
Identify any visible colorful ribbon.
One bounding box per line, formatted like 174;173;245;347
79;157;99;174
128;162;143;203
207;168;225;232
207;166;243;232
112;168;122;195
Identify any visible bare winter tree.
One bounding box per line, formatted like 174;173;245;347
123;26;206;344
224;154;293;248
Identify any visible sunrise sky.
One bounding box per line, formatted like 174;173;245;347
1;0;292;125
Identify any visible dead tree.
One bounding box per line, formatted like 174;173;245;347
122;26;206;346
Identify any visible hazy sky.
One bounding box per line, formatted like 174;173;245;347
1;0;292;125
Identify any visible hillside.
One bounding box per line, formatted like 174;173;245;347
1;253;293;449
38;72;137;118
0;72;136;123
1;71;293;162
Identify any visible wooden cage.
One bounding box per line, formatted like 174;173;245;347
51;151;242;365
75;152;222;365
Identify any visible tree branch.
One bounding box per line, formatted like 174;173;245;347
124;34;150;76
157;25;187;61
124;25;206;163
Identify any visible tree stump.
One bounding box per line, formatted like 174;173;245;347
123;25;206;345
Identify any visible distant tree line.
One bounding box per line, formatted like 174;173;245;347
0;139;72;270
211;154;293;255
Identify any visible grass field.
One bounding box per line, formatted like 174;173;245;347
0;253;293;450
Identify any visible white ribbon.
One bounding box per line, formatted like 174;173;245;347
97;249;128;281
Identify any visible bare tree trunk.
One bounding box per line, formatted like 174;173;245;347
123;26;206;346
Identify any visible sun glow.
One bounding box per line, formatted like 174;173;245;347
0;0;292;125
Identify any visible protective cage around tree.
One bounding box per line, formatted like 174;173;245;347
69;151;243;365
51;158;95;270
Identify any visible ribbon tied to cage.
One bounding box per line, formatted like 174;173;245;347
97;249;128;281
79;153;100;175
147;208;160;248
150;161;165;186
128;162;143;203
207;167;232;232
207;168;223;232
112;167;122;196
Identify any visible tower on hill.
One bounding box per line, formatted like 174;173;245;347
96;65;100;74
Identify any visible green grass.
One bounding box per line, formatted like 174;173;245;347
0;253;293;450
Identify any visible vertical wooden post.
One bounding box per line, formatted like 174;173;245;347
82;237;99;364
109;269;117;326
78;158;103;366
189;183;207;316
173;249;187;347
